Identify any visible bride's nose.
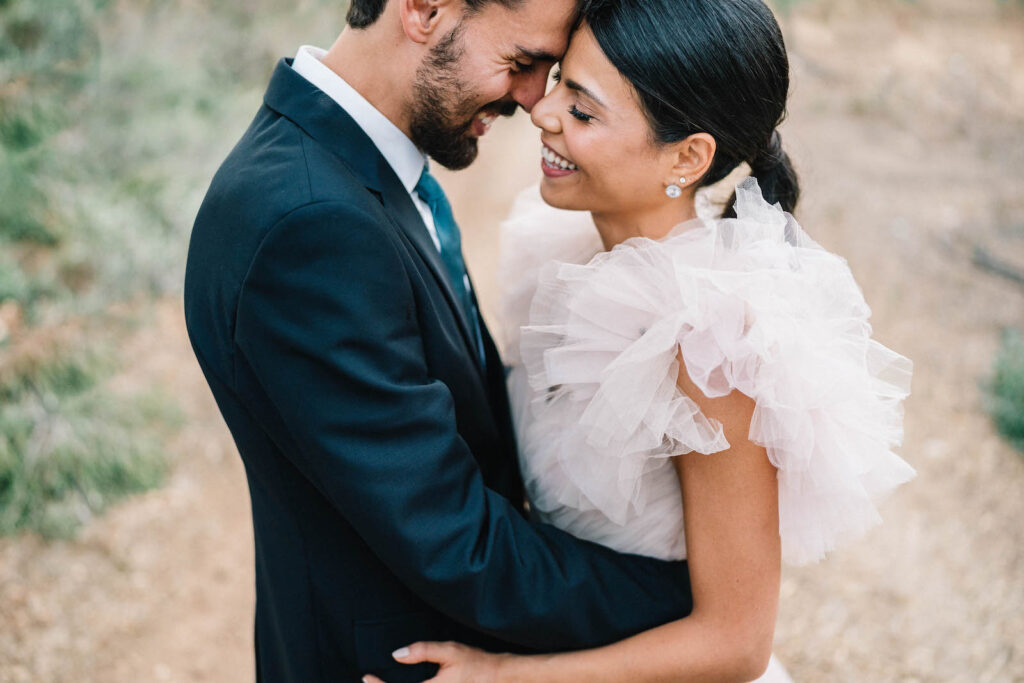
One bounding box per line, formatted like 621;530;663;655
530;92;562;134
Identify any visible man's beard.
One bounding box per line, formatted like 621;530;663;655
410;24;516;170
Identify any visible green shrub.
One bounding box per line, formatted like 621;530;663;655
0;254;32;306
0;0;102;245
985;329;1024;453
0;0;341;537
0;348;182;538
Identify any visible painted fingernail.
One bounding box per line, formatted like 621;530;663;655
392;646;411;659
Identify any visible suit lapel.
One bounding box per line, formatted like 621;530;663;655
262;58;484;377
374;157;485;376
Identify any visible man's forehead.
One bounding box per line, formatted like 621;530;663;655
490;0;576;57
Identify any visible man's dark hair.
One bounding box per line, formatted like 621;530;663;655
346;0;523;29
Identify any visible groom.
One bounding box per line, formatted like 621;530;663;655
184;0;692;681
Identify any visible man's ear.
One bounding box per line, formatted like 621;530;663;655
665;132;716;187
398;0;455;44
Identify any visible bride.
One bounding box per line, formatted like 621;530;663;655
367;0;914;680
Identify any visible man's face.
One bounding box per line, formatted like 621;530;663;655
410;0;576;170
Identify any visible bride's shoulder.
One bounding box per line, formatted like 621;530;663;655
543;177;863;324
516;180;914;565
637;177;843;279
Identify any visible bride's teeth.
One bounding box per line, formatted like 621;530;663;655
542;144;577;171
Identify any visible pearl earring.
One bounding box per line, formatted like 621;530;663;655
665;184;682;198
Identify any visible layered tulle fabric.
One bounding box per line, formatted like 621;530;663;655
499;179;915;566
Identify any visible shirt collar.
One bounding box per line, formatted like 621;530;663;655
292;45;427;194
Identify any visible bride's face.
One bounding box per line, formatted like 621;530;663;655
529;25;682;215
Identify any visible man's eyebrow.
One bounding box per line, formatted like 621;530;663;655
514;45;561;63
565;78;606;108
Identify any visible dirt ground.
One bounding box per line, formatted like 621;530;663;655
2;1;1024;681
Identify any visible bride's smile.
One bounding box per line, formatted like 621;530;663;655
540;142;577;175
530;25;662;212
530;24;715;250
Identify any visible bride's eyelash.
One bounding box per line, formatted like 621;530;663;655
550;68;592;122
568;105;594;123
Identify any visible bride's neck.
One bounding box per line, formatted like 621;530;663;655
591;197;699;252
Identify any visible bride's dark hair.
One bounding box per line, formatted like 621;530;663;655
583;0;799;217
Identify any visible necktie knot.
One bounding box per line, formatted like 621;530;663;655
414;168;446;210
415;167;463;264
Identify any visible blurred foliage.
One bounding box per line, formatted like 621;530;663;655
1;0;337;313
984;329;1024;454
0;346;182;538
0;0;346;536
0;0;103;248
772;0;808;12
1;0;100;326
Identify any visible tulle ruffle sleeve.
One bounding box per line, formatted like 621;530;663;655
508;178;915;566
498;184;603;360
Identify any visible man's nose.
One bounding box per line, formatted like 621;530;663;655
511;68;555;113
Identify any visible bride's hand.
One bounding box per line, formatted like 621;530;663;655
362;641;525;683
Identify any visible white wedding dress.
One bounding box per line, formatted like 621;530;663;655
498;179;915;682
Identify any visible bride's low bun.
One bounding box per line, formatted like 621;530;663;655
585;0;800;218
725;130;800;218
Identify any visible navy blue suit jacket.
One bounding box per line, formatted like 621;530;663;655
184;58;693;683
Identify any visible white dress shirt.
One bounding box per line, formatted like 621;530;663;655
292;45;443;251
293;45;477;303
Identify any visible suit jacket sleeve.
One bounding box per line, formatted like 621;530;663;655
234;201;693;650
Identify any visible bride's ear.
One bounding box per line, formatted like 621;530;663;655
666;133;716;188
399;0;455;44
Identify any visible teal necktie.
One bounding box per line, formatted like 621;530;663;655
414;167;485;366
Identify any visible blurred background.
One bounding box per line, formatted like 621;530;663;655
1;0;1023;680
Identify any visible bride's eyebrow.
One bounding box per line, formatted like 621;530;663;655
565;78;606;108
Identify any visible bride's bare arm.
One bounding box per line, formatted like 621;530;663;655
380;352;781;683
496;353;781;681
